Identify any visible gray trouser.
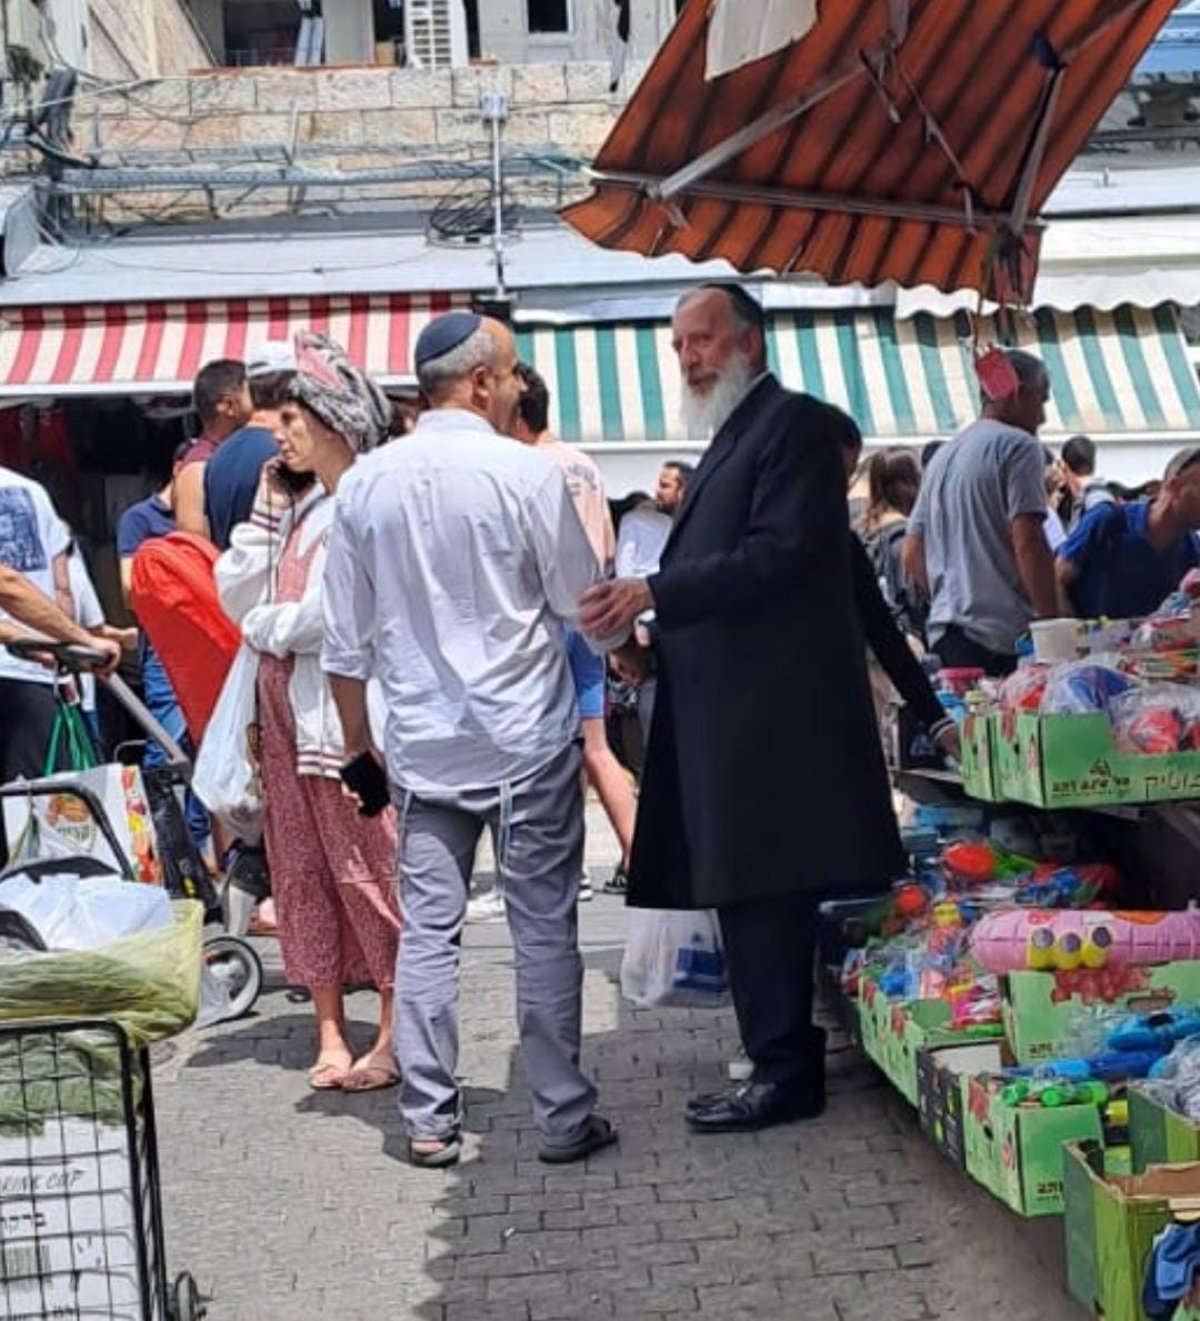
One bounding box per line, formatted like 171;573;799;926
394;741;597;1145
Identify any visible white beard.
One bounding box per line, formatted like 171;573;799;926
680;353;757;439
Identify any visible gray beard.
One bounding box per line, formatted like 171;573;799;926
680;355;756;439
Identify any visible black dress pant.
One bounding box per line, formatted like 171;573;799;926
716;893;820;1084
0;678;61;782
931;623;1018;678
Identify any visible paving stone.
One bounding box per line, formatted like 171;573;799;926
150;799;1086;1321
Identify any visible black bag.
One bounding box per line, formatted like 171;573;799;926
865;521;927;643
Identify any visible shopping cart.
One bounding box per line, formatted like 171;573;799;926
0;1018;204;1320
0;641;262;1020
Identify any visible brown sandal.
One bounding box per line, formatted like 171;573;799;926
342;1055;400;1093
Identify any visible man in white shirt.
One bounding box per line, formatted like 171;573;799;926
0;466;78;779
323;311;618;1169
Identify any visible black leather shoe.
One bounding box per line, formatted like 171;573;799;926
685;1078;825;1132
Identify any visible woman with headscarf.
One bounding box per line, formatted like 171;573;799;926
216;333;401;1093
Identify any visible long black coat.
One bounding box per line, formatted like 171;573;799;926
628;376;905;911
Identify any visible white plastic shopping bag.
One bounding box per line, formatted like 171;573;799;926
620;908;730;1008
3;763;159;881
192;644;263;844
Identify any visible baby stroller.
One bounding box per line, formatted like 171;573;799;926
1;640;263;1020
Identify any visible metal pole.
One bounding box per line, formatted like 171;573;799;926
482;90;509;300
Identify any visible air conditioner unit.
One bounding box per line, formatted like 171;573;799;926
404;0;468;68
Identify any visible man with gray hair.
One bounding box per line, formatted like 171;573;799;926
322;310;618;1169
581;283;903;1134
903;348;1058;676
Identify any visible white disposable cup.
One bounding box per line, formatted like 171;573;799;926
1031;618;1082;663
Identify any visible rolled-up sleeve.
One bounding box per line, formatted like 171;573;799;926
321;488;375;681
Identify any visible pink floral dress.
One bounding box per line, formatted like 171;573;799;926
258;508;400;990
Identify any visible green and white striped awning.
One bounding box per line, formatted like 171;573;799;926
514;305;1200;444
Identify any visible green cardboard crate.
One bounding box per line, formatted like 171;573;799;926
963;1075;1103;1216
1002;962;1200;1065
1064;1140;1200;1321
917;1042;1004;1169
992;709;1032;803
885;1002;1004;1108
1130;1085;1200;1174
1011;711;1200;809
857;980;889;1072
960;711;1000;802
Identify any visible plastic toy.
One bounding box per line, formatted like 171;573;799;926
1003;1049;1164;1083
999;1079;1109;1108
941;841;1034;886
1040;661;1131;716
1107;1010;1200;1053
970;908;1200;975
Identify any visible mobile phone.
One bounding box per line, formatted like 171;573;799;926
274;465;317;495
339;751;390;818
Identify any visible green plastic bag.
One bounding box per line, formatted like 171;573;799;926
44;700;98;775
0;900;203;1048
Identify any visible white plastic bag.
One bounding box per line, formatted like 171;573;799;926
192;644;263;843
0;872;173;951
620;908;729;1008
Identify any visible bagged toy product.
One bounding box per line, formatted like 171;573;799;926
1111;684;1200;755
1040;658;1132;716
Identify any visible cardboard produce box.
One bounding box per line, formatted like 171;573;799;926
960;711;1001;802
1130;1084;1200;1174
1063;1140;1200;1321
964;1075;1103;1216
993;708;1035;803
917;1041;1004;1169
1003;711;1200;809
856;980;889;1072
1002;962;1200;1065
883;1001;1003;1108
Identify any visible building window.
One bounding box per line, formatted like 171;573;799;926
527;0;570;34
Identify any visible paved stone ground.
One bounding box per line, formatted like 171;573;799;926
151;803;1085;1321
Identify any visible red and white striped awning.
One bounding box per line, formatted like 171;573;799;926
0;293;466;397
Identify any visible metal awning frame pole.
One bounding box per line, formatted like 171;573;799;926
1005;0;1153;237
654;2;912;203
597;169;1031;232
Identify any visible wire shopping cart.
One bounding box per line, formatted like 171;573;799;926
0;1019;203;1320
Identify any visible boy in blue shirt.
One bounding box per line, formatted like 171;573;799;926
1057;447;1200;620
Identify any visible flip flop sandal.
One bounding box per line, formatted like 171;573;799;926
342;1059;400;1093
538;1116;618;1165
409;1136;462;1169
308;1061;350;1091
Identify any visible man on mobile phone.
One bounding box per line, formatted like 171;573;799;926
323;311;621;1170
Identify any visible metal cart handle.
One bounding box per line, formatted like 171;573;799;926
5;639;190;772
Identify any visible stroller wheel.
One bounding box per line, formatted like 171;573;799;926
203;935;263;1019
171;1272;206;1320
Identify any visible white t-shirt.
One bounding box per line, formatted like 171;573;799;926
68;544;105;712
0;466;70;685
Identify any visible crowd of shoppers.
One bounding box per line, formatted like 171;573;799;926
6;272;1200;1174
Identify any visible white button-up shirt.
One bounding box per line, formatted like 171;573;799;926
322;408;605;795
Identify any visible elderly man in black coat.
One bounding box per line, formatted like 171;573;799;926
580;283;906;1133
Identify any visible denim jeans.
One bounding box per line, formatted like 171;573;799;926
141;648;210;852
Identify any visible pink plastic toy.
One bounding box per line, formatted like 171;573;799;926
970;908;1200;975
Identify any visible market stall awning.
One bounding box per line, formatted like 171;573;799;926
563;0;1179;302
516;305;1200;443
0;293;464;396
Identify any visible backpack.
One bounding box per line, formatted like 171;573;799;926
866;521;927;643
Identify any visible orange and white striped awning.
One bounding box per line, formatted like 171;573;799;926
0;293;465;396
